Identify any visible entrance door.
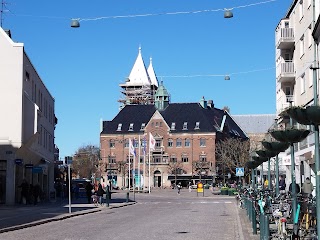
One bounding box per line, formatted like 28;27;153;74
154;176;161;187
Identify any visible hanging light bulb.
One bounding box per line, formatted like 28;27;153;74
224;75;230;80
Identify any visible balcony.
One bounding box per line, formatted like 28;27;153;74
276;95;294;116
276;28;294;49
276;61;295;83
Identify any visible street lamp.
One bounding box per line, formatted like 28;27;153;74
71;19;80;28
224;9;233;18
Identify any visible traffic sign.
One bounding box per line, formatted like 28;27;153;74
236;167;244;177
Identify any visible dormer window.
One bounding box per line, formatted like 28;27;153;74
117;123;122;131
195;122;200;130
183;122;188;130
129;123;134;131
140;123;145;131
171;122;176;130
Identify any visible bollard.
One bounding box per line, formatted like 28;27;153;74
260;213;264;240
264;214;270;240
126;192;129;203
106;189;110;207
252;202;257;234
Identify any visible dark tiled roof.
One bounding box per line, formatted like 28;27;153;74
101;103;247;139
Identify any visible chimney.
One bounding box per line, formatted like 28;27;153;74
4;30;11;38
207;100;214;109
199;96;207;108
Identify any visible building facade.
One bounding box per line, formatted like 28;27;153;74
100;95;248;189
0;28;57;204
275;0;320;189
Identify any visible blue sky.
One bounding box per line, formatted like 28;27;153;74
3;0;292;159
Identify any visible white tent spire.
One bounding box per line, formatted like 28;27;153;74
126;47;150;86
147;57;159;87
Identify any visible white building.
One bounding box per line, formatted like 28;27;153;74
275;0;320;191
0;27;57;205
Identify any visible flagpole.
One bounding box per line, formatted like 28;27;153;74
143;136;146;192
148;145;151;194
128;139;131;191
133;139;136;196
138;136;141;191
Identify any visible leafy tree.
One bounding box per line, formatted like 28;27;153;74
72;145;100;179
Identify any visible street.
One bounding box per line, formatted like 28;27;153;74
0;189;247;240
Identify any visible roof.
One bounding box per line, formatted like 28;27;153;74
126;47;150;86
147;57;158;87
101;103;247;139
232;114;276;134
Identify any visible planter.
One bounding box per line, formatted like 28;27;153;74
269;129;310;143
252;156;269;163
245;160;260;169
228;188;236;196
305;106;320;125
261;141;289;152
286;107;311;125
220;188;229;195
256;150;279;158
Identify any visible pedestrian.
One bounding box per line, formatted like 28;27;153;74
177;182;182;194
97;182;105;204
289;182;300;195
85;182;93;204
33;184;41;205
264;179;269;189
18;179;29;204
279;176;286;193
188;182;192;192
302;177;314;197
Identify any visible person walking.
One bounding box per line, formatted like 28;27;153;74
19;179;29;204
302;177;314;196
279;176;286;193
85;182;93;204
33;184;41;205
97;182;105;204
177;182;182;195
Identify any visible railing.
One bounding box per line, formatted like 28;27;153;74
276;61;295;80
276;28;294;45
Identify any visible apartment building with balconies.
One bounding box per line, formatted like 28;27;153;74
0;27;57;204
275;0;319;188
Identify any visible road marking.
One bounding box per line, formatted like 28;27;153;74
137;201;234;205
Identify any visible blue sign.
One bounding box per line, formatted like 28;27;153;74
32;166;43;173
236;167;244;177
15;159;23;165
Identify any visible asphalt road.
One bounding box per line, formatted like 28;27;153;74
0;189;253;240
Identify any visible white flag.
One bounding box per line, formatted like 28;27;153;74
149;133;156;151
129;139;135;156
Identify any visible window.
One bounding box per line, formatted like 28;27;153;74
139;157;143;163
195;122;200;130
134;140;139;148
176;138;182;147
109;156;116;163
168;139;173;147
153;156;161;163
299;0;304;20
109;140;115;148
171;122;176;130
182;156;189;163
25;71;30;81
140;123;145;131
300;35;305;58
308;25;312;48
155;139;161;148
183;122;188;130
117;123;122;131
200;138;206;147
125;139;129;148
170;156;177;163
129;123;134;131
309;68;313;87
301;73;306;94
156;122;159;127
185;138;191;147
200;155;207;162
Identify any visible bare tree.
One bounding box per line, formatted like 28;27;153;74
215;138;250;181
117;161;128;188
72;145;100;179
167;160;184;187
192;160;210;181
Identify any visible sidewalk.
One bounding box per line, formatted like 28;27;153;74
0;191;135;233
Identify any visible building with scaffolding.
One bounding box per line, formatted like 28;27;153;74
118;47;159;108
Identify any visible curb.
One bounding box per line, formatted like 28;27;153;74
0;202;136;234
